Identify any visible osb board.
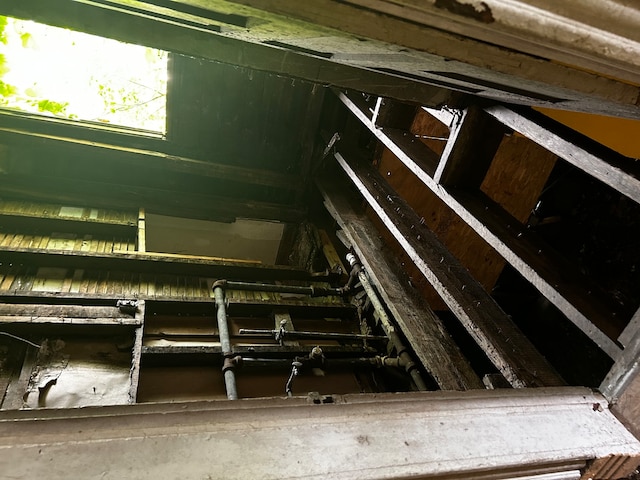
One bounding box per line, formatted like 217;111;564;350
375;149;502;310
374;132;556;310
480;134;557;223
409;108;449;157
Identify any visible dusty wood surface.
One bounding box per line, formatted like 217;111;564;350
0;388;638;479
318;177;484;391
338;89;623;359
485;105;640;205
434;106;507;188
334;153;564;387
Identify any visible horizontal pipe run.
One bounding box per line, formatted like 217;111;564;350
238;328;387;341
218;280;343;297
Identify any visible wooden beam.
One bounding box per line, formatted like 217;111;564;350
0;248;312;282
228;0;640;118
433;106;507;188
484;106;640;205
373;98;418;130
0;174;305;223
0;388;638;479
337;89;624;359
618;307;640;348
318;177;483;390
1;0;463;109
137;208;146;253
128;301;145;404
0;303;140;326
0;127;300;191
333;153;564;388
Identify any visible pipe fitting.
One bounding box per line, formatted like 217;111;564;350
222;354;242;373
212;279;227;290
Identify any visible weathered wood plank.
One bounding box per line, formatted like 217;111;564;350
484;105;640;204
337;89;624;359
0;174;305;224
0;127;301;191
318;177;483;390
128;302;145;404
137;208;146;253
0;247;311;282
333;153;564;387
434;106;507;188
2;0;463;109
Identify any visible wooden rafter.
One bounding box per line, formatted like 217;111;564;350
336;89;624;359
318;177;484;390
331;153;564;387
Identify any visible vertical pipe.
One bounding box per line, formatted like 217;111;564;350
213;285;238;400
346;254;428;391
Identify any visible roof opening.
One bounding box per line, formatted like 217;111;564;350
0;15;168;133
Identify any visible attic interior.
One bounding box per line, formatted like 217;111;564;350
1;1;640;479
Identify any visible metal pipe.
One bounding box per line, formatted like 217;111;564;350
217;280;343;297
213;285;238;400
345;253;428;391
237;328;387;341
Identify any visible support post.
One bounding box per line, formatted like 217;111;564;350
213;284;238;400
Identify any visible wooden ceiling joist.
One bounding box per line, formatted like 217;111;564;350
332;152;564;388
0;126;300;192
336;89;624;360
318;177;484;391
484;106;640;205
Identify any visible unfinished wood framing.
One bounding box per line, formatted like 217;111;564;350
0;126;301;192
137;208;146;253
128;302;145;404
484;106;640;205
336;89;623;359
318;177;483;390
433;106;507;188
332;153;563;388
0;303;140;326
1;0;464;109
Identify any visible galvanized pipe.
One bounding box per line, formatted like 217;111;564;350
237;328;387;342
213;285;238;400
346;253;428;391
218;280;343;297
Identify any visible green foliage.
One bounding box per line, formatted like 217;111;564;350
0;16;7;45
36;99;69;115
0;80;16;97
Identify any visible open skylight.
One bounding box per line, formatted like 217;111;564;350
0;16;168;133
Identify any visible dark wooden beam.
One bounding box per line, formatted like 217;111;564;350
0;127;300;191
433;106;507;188
296;83;326;204
0;247;313;282
484;106;640;205
337;88;623;359
1;0;463;109
333;152;564;387
317;177;483;390
0;175;305;223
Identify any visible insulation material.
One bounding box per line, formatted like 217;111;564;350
22;337;132;409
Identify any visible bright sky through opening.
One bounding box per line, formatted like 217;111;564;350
0;16;168;132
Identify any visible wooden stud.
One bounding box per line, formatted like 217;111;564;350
433;106;507;188
318;177;484;391
337;89;624;360
333;152;564;387
137;208;146;253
